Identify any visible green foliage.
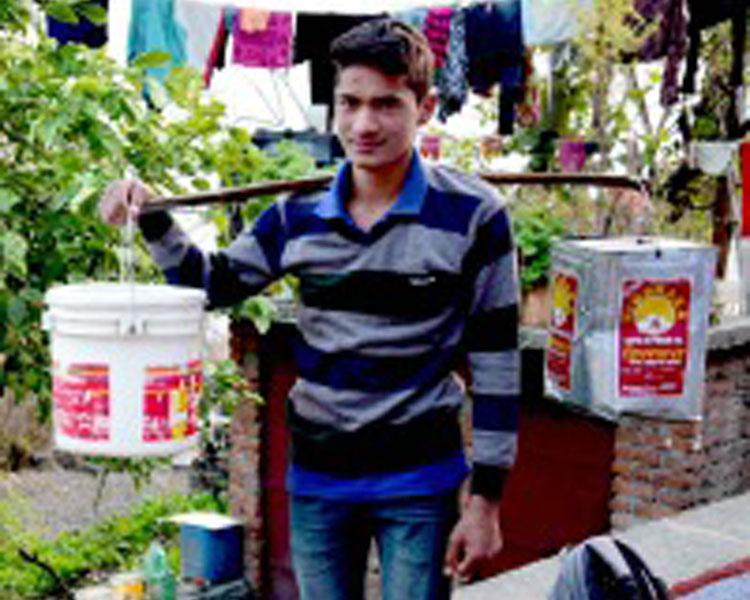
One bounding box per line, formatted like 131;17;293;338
510;196;568;291
0;492;221;598
0;9;316;411
202;359;262;422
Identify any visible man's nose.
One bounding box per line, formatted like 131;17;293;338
351;106;378;134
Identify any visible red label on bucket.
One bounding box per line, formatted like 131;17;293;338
53;362;111;440
143;360;202;442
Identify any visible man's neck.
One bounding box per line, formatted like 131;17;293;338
350;151;413;205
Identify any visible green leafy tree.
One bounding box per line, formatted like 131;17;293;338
0;3;315;413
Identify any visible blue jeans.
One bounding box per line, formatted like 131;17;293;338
290;492;459;600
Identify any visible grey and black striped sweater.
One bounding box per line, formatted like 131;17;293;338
140;152;520;500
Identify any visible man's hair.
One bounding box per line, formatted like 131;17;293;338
330;19;434;102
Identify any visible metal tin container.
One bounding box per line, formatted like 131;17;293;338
545;237;716;420
169;512;244;584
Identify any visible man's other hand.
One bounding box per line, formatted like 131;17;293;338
99;179;153;226
444;494;503;583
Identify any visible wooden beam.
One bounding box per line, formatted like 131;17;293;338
143;172;644;213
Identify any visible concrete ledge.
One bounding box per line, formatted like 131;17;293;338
453;491;750;599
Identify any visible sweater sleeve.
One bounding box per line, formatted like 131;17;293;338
138;202;286;309
462;199;520;500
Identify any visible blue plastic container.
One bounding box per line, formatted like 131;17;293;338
171;512;244;584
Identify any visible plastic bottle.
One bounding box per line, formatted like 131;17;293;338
141;541;176;600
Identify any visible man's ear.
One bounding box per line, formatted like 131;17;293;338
418;91;437;126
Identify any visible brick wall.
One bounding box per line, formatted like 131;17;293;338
228;320;264;594
228;318;750;592
610;339;750;529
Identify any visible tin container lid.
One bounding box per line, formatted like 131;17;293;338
168;511;244;530
566;236;712;253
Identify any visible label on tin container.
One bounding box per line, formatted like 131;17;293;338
619;278;691;398
546;270;579;391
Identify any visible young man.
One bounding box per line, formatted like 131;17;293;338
101;19;520;600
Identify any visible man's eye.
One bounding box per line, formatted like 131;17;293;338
376;99;399;109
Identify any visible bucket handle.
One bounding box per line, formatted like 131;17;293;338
43;312;204;337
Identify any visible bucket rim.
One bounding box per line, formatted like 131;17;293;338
45;282;206;308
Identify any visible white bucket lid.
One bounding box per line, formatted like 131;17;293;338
45;283;206;310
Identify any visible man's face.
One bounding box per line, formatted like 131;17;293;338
333;65;434;172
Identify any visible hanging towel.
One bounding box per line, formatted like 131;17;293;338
295;13;382;107
175;0;222;73
232;12;292;69
203;9;231;87
437;8;468;122
392;8;429;31
128;0;187;82
423;7;453;69
465;1;524;134
239;8;271;33
47;0;108;48
741;142;750;237
521;0;593;47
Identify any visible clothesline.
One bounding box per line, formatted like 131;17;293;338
174;0;450;11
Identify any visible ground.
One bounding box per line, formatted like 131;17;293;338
0;459;190;538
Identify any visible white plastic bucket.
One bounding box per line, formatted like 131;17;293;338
43;283;206;457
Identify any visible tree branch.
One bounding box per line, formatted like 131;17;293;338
17;548;75;600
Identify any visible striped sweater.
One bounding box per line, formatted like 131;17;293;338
140;152;520;499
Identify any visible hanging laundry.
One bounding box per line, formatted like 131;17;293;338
516;51;540;128
559;138;587;172
232;12;292;69
626;0;687;106
423;7;452;70
683;0;746;95
47;0;108;48
128;0;187;83
294;14;382;109
419;133;442;161
520;0;593;47
174;0;222;75
203;8;234;87
239;8;271;33
392;7;429;31
741;142;750;236
465;0;525;135
437;8;468;122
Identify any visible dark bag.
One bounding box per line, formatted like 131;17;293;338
549;535;669;600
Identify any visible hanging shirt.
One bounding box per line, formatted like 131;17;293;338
424;7;453;70
47;0;108;48
521;0;593;47
437;8;468;122
294;13;382;107
174;0;223;73
232;11;293;69
465;1;525;134
128;0;187;83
